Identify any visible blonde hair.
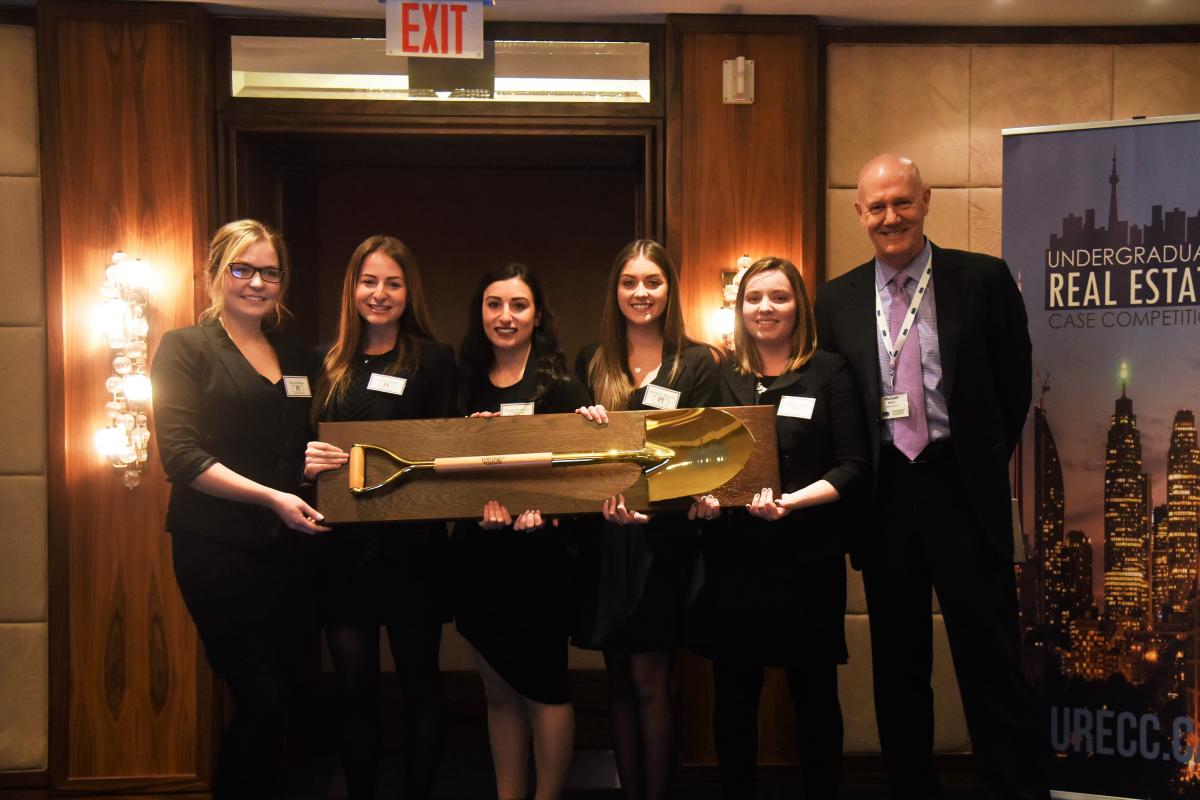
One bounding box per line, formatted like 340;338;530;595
198;219;291;329
586;239;698;410
312;235;437;424
732;256;816;376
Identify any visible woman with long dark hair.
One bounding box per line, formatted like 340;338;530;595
303;235;455;799
455;262;590;800
152;219;328;798
689;256;868;799
573;239;719;800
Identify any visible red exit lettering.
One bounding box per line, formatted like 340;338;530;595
400;2;470;56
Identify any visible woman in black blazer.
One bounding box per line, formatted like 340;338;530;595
151;219;329;799
572;239;719;800
689;257;869;799
454;263;590;800
303;236;455;800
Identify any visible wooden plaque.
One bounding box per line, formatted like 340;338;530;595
315;406;779;523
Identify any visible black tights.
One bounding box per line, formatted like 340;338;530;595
604;650;674;800
326;620;445;800
712;660;842;800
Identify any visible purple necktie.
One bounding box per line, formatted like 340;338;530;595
889;275;929;460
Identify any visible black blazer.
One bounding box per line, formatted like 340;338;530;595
718;351;869;555
151;320;313;549
687;352;868;664
813;241;1033;558
574;341;721;410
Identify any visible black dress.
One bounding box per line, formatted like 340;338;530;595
313;337;457;626
454;364;591;704
572;342;719;652
688;351;869;665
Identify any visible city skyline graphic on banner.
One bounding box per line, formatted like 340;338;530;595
1004;118;1200;793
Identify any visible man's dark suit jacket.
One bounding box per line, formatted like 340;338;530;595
151;319;314;549
814;242;1032;560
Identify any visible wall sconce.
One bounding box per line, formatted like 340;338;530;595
93;251;153;489
710;254;753;349
722;56;754;105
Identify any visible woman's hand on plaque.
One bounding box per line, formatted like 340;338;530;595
601;494;650;525
575;404;609;425
469;410;499;418
304;440;348;481
267;489;331;534
687;494;720;521
514;509;557;532
479;500;513;529
746;487;791;521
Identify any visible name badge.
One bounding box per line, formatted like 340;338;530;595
500;402;535;416
642;385;681;410
880;393;910;420
282;376;312;398
777;395;815;419
367;373;407;396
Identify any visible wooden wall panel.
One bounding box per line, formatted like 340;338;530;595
668;16;820;347
39;1;212;791
666;15;820;767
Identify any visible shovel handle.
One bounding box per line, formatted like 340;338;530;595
349;445;366;491
433;452;554;472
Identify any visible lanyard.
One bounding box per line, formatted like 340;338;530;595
875;251;933;377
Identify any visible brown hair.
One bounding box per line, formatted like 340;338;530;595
732;256;816;375
198;219;291;328
586;239;699;410
311;235;437;423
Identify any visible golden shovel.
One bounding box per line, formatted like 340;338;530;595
348;407;755;502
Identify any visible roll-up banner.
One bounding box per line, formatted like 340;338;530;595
1004;114;1200;798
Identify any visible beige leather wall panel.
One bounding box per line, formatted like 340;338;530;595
840;615;879;752
930;615;970;751
827;45;970;188
0;21;44;776
1113;44;1200;119
969;45;1113;187
846;557;866;614
0;26;39;177
826;187;970;280
0;477;47;622
0;622;48;769
0;328;46;475
969;188;1004;259
841;613;968;753
0;177;44;326
825;188;872;279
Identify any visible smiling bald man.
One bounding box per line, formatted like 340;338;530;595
814;154;1047;799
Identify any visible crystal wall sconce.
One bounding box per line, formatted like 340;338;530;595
92;251;154;488
711;253;753;349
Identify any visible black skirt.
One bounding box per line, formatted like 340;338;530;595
688;510;848;666
573;513;701;653
317;521;452;627
454;523;577;704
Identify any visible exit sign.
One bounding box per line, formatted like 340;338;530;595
384;1;485;59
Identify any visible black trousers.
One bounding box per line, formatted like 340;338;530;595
171;532;312;800
862;443;1047;800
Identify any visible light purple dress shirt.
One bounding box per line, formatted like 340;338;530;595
874;239;950;444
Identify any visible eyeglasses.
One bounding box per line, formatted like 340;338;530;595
228;262;285;283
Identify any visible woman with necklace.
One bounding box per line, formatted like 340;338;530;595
454;262;590;800
152;219;329;798
572;239;719;800
689;256;868;799
303;235;455;800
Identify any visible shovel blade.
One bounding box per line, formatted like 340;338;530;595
644;407;755;501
